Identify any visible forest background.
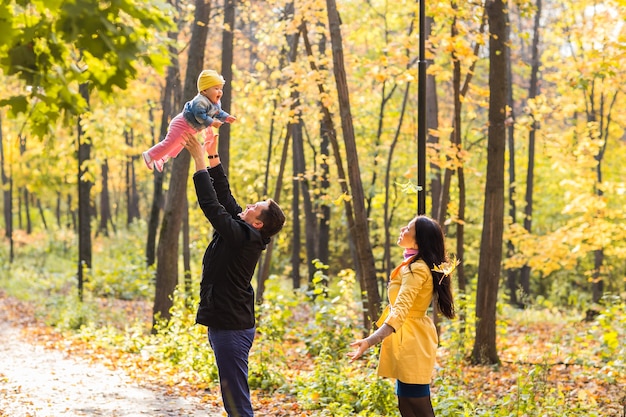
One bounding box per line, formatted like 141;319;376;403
0;0;625;416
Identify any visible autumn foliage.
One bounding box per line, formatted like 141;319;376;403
1;0;626;415
1;233;625;416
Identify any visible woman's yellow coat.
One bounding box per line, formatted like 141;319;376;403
376;257;438;384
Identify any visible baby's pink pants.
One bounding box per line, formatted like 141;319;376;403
145;113;206;162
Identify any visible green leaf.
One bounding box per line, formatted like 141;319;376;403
0;3;18;47
0;95;29;115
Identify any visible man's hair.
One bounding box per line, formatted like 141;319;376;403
258;199;285;239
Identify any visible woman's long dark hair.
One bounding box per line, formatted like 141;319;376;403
410;216;455;319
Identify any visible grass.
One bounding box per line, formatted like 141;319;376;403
1;226;624;416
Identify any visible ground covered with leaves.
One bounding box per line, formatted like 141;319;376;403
0;294;219;417
0;289;624;416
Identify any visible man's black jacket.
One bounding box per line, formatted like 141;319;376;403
192;165;269;330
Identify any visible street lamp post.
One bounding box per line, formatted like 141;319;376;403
417;0;427;215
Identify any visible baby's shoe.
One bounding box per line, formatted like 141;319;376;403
142;152;153;170
154;158;165;172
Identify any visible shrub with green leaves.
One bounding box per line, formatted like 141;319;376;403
251;275;298;392
151;288;218;382
589;294;625;387
88;225;157;300
289;263;397;416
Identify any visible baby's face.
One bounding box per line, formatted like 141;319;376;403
204;85;224;103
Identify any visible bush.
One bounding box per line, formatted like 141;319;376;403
290;265;398;416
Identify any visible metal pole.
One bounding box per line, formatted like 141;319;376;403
417;0;427;215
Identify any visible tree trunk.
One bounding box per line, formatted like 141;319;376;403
450;1;462;232
67;194;76;231
449;0;485;311
325;0;381;324
77;82;93;301
365;78;399;219
317;28;331;271
436;156;452;227
433;3;464;333
36;198;47;231
182;196;192;296
519;0;543;303
218;0;236;175
22;188;31;234
505;7;519;306
589;88;615;303
146;32;182;267
99;159;112;236
126;129;140;225
298;124;317;283
146;70;182;266
18;135;31;234
256;100;279;302
434;9;452;226
457;7;485;297
256;126;291;303
152;0;209;329
286;24;317;284
383;83;411;281
301;19;366;321
291;122;302;290
450;0;468;327
257;3;296;301
456;167;467;291
426;15;441;222
0;113;14;262
592;249;605;303
125;129;132;226
302;23;331;272
287;12;302;290
56;193;61;228
317;121;331;269
380;0;417;277
583;64;616;307
320;78;364;319
372;4;419;279
471;0;508;365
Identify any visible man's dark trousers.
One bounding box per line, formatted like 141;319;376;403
209;327;256;417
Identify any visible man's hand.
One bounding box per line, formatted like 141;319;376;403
203;128;218;155
183;136;207;172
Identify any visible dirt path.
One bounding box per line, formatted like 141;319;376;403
0;305;223;417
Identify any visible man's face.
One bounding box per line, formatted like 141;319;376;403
239;200;270;229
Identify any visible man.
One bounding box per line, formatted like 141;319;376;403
183;132;285;417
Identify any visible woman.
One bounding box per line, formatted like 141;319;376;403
349;215;456;417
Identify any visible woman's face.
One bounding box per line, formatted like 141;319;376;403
397;218;418;249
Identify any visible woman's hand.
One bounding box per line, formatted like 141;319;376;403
347;339;369;362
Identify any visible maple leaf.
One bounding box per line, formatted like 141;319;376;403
432;255;461;284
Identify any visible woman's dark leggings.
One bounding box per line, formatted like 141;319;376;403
396;380;435;417
398;396;435;417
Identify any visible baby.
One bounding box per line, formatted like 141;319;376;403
142;69;236;172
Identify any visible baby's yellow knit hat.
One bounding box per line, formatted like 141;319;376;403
197;70;225;92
